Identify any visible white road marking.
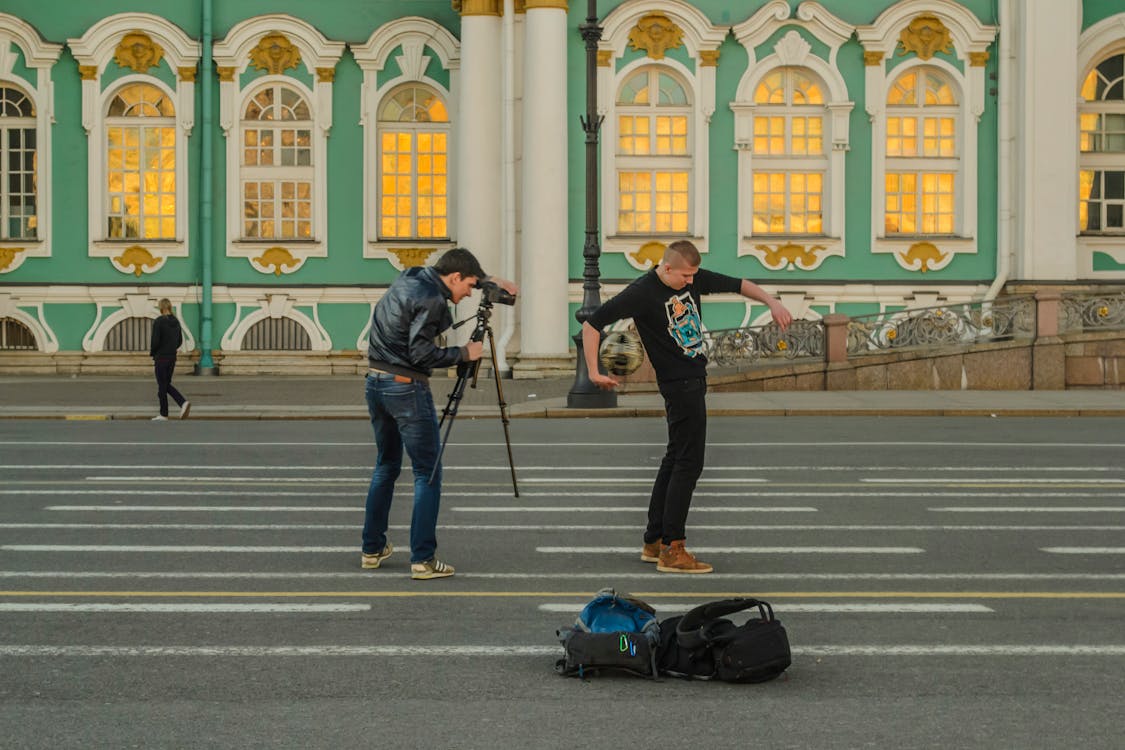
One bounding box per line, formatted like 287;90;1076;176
452;506;816;513
538;603;995;614
0;603;369;613
79;476;770;485
1;545;355;553
536;546;924;554
5;464;1122;472
1;644;1124;657
5;523;1124;532
4;440;1124;448
865;478;1125;485
931;507;1125;513
40;505;817;513
1042;547;1125;554
3;571;1125;581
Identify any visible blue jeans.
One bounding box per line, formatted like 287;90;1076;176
362;373;443;563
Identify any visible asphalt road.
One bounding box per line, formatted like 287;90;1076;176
1;416;1124;748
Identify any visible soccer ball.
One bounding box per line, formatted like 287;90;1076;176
599;329;645;376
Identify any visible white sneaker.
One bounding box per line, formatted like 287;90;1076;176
179;401;191;419
151;415;168;421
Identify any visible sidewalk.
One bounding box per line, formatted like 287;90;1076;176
0;374;1122;419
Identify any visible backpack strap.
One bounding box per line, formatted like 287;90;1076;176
676;598;773;649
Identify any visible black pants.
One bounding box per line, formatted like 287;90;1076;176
154;356;185;417
645;376;707;545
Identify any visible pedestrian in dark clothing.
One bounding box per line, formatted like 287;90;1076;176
150;298;190;421
582;240;793;574
361;247;518;580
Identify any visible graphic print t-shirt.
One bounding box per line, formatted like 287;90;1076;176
587;268;741;382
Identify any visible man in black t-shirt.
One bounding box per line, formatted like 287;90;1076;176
581;240;792;573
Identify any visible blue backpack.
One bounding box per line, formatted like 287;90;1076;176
555;588;660;678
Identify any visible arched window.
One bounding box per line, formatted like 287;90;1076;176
615;67;691;235
377;84;450;240
0;84;37;241
242;317;311;350
1080;51;1125;233
241;83;314;241
0;317;37;350
751;67;826;235
104;316;153;352
884;66;959;236
105;83;177;240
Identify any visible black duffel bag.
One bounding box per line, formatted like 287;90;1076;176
658;598;791;683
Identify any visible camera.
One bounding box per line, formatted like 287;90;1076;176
477;279;517;306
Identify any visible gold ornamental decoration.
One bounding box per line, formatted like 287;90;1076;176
699;50;720;67
388;248;437;268
900;241;948;273
597;50;613;67
0;247;26;273
755;243;828;271
864;51;884;66
898;15;954;60
114;245;159;277
628;240;666;269
114;32;165;73
253;247;300;275
178;66;197;82
216;66;236;82
316;67;335;83
969;51;990;67
78;65;99;80
628;13;685;61
249;33;301;75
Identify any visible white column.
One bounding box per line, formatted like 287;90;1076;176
519;1;571;359
456;10;504;280
1011;0;1080;280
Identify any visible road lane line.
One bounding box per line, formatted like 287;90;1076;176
21;490;1125;500
4;571;1125;581
452;506;816;513
5;440;1125;448
536;546;924;554
7;464;1123;472
538;603;995;614
931;507;1125;513
35;505;816;513
0;603;369;613
2;644;1125;657
80;477;770;485
1;545;355;553
1;590;1124;599
1042;547;1125;554
865;478;1125;485
6;523;1125;531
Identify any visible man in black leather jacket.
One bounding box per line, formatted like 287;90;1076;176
361;247;517;580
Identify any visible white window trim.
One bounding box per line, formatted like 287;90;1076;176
731;2;855;271
81;292;195;353
213;14;344;276
598;0;726;269
352;17;460;269
857;0;995;272
1077;15;1125;277
0;14;63;273
68;13;199;276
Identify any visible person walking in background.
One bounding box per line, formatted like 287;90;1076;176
581;240;792;574
149;298;190;421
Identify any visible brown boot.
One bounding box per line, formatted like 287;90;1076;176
656;540;713;574
640;541;662;563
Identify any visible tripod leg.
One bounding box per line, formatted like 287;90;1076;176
485;328;519;497
431;370;471;485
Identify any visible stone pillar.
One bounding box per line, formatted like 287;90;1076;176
1032;290;1065;389
1010;0;1080;281
456;1;504;282
822;313;856;391
517;0;571;370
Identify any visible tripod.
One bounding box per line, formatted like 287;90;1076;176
429;298;520;497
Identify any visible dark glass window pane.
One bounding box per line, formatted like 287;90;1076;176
1087;201;1102;231
1108;204;1123;228
1106;171;1125;199
1097;54;1124;97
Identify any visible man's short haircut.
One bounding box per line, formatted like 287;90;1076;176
663;240;702;268
157;298;173;315
433;247;486;279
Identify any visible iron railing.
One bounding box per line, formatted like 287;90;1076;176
846;296;1036;357
1060;290;1125;334
704;319;825;367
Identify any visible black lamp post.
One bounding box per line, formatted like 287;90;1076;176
567;0;617;408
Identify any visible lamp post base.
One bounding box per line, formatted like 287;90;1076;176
566;332;617;408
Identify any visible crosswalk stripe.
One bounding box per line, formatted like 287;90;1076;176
3;571;1125;581
931;507;1125;513
5;523;1125;531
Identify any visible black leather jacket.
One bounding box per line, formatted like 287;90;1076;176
367;265;466;380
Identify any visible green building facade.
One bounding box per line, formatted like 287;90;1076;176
0;0;1122;374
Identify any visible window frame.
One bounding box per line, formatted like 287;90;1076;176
1078;50;1125;236
0;83;38;242
0;13;62;274
375;82;452;242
